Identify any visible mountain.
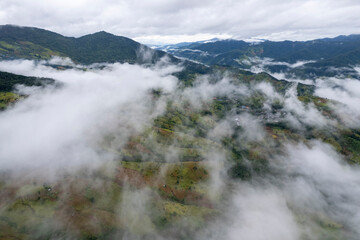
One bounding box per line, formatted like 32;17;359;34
0;70;56;109
0;25;175;64
167;35;360;65
0;25;213;85
164;35;360;79
0;70;55;92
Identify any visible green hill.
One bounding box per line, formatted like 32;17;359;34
0;25;172;64
0;70;56;109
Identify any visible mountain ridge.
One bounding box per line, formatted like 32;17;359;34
0;25;173;65
158;34;360;79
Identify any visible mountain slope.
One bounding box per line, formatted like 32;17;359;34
0;70;56;109
163;35;360;79
168;35;360;65
0;70;55;92
0;25;171;64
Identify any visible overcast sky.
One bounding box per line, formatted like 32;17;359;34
1;0;360;44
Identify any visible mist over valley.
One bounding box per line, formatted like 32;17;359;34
0;9;360;239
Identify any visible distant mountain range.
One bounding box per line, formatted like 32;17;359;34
157;35;360;79
151;38;221;51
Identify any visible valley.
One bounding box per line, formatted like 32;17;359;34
0;25;360;240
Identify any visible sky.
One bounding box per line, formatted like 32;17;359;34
1;0;360;44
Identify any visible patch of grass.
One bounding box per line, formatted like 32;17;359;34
165;162;209;191
0;92;21;110
162;201;213;218
0;41;64;60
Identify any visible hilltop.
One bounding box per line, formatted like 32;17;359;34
0;25;173;64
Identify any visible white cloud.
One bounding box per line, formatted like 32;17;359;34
134;33;232;45
225;185;300;240
279;141;360;238
0;59;178;175
284;83;331;129
200;140;360;240
315;77;360;128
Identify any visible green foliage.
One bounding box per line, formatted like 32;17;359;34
228;162;251;180
0;40;64;60
342;131;360;163
0;71;57;111
211;100;226;118
297;83;315;96
0;71;55;92
0;92;20;109
297;95;333;116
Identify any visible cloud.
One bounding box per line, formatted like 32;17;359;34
283;83;331;129
224;185;300;240
249;58;316;72
0;59;178;175
234;113;266;142
277;141;360;238
315;77;360;128
176;74;249;110
199;140;360;240
1;0;360;43
118;188;158;236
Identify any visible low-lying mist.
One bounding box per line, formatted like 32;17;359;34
0;57;360;240
0;59;179;174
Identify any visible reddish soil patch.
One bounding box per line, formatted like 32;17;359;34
158;184;212;208
115;164;213;208
0;187;18;208
125;141;152;154
154;127;174;137
115;167;147;188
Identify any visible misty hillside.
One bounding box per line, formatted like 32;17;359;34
161;35;360;64
0;71;56;109
0;70;55;92
1;25;360;240
159;35;360;79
